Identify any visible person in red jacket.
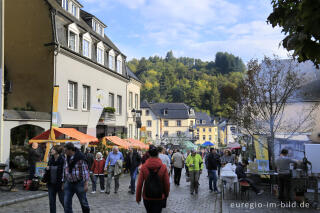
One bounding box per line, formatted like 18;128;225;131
136;145;170;213
91;152;106;193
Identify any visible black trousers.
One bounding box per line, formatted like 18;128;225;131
278;174;291;201
143;199;164;213
174;167;182;185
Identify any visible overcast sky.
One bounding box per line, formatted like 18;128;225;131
81;0;289;62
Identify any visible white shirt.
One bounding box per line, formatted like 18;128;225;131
159;153;171;173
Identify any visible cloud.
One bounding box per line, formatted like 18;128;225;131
81;0;288;61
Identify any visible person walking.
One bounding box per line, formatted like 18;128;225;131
63;143;90;213
104;146;124;194
84;148;95;184
220;149;235;166
91;152;105;193
46;145;65;213
186;149;203;195
158;147;171;173
171;149;184;185
275;149;298;202
206;148;220;193
125;148;141;194
136;145;170;213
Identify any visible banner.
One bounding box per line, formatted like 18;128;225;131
253;135;269;172
51;86;61;127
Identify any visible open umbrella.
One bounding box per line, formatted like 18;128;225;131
202;141;214;147
227;142;241;150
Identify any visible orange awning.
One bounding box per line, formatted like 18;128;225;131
29;127;98;145
103;136;132;149
127;138;149;149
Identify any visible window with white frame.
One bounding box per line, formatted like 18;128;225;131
177;131;182;137
129;124;133;138
62;0;69;10
146;110;150;116
164;120;168;127
82;85;90;110
163;131;168;137
109;93;114;108
97;48;103;64
147;131;152;138
134;94;138;109
209;135;212;140
117;59;122;74
109;54;114;70
117;95;122;115
82;39;90;57
92;20;96;31
135;127;138;139
68;31;77;51
203;135;206;140
129;92;133;109
68;81;77;109
209;128;212;132
147;120;152;127
203;128;205;132
177;120;181;127
203;120;206;124
71;3;77;17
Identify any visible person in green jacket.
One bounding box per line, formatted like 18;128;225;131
186;149;203;194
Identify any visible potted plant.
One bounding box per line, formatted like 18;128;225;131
104;107;116;114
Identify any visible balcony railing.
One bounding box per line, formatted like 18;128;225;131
99;112;116;125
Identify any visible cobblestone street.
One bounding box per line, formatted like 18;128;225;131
0;170;220;213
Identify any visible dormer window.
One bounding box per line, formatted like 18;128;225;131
164;109;168;115
71;3;77;16
62;0;69;10
109;50;115;70
117;56;122;74
96;42;105;65
91;19;105;36
82;33;92;58
68;23;80;52
92;20;96;31
69;31;76;51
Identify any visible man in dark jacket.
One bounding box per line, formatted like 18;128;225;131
207;148;221;193
235;160;264;195
85;147;94;183
126;148;141;194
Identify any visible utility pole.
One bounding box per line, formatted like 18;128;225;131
0;0;4;163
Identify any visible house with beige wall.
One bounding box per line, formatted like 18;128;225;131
140;101;196;145
126;67;142;139
194;112;219;147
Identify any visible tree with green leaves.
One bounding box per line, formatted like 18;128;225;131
267;0;320;67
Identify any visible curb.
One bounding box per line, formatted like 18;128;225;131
0;192;48;207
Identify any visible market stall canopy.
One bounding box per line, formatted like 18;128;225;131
202;141;214;147
103;136;132;149
29;127;98;144
127;138;149;149
184;141;198;150
227;142;241;150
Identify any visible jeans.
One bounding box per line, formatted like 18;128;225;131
106;166;119;193
208;170;218;191
130;168;138;193
64;181;90;213
143;199;164;213
278;174;292;201
92;175;105;192
29;163;36;180
173;167;182;185
189;171;200;193
48;184;64;213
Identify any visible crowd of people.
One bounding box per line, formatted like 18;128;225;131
30;142;300;213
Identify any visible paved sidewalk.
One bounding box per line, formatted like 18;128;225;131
0;170;220;213
0;183;48;207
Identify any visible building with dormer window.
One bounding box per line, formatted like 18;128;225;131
2;0;141;165
140;101;196;145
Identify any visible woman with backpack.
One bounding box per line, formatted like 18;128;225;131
136;145;170;213
45;145;65;213
91;152;106;193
